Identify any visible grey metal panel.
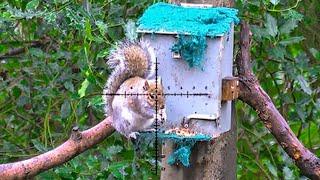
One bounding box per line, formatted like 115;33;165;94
220;25;234;133
140;25;234;138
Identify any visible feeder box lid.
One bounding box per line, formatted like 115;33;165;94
137;2;239;37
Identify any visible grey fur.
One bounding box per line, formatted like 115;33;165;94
102;39;156;116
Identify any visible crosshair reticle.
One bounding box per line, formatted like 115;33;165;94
103;57;211;175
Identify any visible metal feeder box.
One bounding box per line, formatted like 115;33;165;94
137;3;239;138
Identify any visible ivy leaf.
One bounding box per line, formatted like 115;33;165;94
97;49;109;59
86;155;99;170
17;96;29;107
296;75;312;95
296;104;306;121
251;25;269;40
0;91;8;104
95;20;108;36
85;20;94;41
279;19;299;35
106;145;123;158
309;48;320;59
108;161;129;179
78;78;90;98
249;0;260;6
283;167;294;180
29;48;45;58
268;46;286;60
125;20;138;42
26;0;40;11
44;11;57;24
31;139;48;152
315;99;320;109
265;160;278;178
12;86;21;98
282;10;304;21
279;36;304;46
265;13;278;37
60;100;71;119
6;6;42;19
270;0;279;5
89;96;104;108
64;81;74;92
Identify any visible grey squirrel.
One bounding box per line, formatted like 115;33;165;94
103;40;166;139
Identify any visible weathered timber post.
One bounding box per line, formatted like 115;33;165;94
160;1;236;179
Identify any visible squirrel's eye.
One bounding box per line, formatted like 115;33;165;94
150;93;156;99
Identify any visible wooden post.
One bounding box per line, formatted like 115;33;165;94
161;1;236;179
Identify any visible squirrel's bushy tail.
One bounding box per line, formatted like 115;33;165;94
103;39;156;115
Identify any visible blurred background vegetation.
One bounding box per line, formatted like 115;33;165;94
0;0;319;179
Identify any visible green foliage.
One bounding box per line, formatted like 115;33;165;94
236;0;320;179
0;0;319;179
0;0;161;179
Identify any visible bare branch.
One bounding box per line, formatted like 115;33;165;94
0;37;50;60
236;21;320;179
0;116;115;179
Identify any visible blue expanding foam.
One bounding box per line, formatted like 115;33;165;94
170;35;207;68
159;133;211;167
137;2;239;37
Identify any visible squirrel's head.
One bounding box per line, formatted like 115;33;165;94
143;79;165;110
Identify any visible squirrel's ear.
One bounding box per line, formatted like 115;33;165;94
143;80;149;90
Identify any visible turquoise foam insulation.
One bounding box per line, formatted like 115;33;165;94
160;133;211;167
137;2;239;37
170;35;207;68
138;132;211;167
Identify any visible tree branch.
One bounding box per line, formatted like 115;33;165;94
0;116;115;179
236;21;320;179
0;37;50;60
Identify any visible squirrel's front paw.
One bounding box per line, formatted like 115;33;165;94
128;132;140;139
